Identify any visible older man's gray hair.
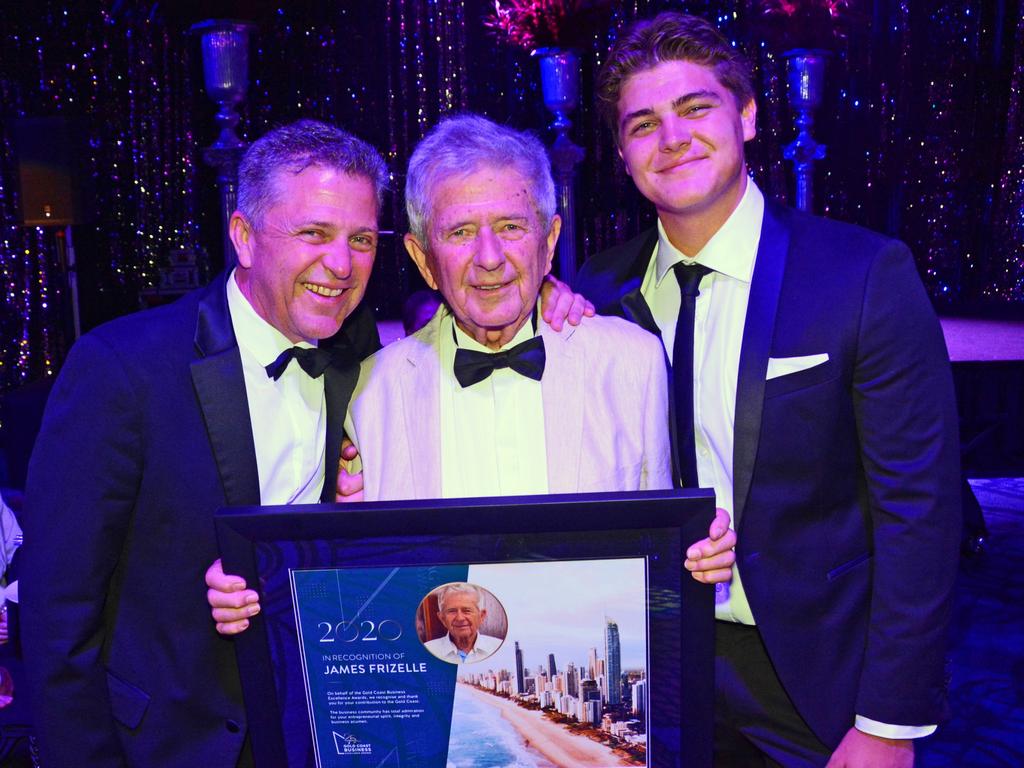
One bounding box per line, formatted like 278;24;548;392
237;119;389;229
405;114;556;243
434;582;484;613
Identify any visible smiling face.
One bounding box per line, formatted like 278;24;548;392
438;591;486;651
617;59;756;251
404;166;560;349
230;166;379;344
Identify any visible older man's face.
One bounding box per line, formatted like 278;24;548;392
438;592;486;646
405;166;560;349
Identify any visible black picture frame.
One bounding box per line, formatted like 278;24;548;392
216;488;716;768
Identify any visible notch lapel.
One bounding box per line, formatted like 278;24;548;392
732;203;789;527
618;229;662;337
541;323;584;493
400;318;443;499
190;276;261;507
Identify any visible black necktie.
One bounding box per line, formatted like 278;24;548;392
265;345;345;381
453;336;546;388
672;262;712;487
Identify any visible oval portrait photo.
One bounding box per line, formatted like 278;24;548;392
417;582;507;665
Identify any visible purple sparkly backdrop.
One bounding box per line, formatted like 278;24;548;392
1;0;1023;392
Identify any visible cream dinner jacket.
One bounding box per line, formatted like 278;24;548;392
345;309;673;500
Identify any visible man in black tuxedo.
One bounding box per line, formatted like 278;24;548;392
576;13;961;767
18;120;389;767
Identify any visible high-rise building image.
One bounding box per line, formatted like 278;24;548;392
632;678;646;716
566;662;579;697
605;619;621;706
548;652;557;678
514;641;525;695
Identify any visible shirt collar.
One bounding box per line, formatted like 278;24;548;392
434;632;489;660
654;178;764;285
450;306;538;353
226;268;316;368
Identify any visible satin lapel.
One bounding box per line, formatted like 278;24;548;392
732;204;789;527
321;361;360;502
190;276;260;507
619;229;661;336
541;323;584;493
400;316;443;498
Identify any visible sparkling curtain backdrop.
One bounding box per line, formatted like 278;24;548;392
1;0;1022;391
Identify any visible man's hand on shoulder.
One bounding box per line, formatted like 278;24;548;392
826;728;913;768
539;274;595;332
684;507;736;584
336;437;364;503
206;558;260;635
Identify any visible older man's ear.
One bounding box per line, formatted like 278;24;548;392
404;233;439;290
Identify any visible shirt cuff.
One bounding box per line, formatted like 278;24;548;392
855;715;937;739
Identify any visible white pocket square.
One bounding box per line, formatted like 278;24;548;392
766;353;829;380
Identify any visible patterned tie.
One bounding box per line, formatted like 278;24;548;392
672;262;712;487
453;336;546;388
265;345;349;381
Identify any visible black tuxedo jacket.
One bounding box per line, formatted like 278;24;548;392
20;274;378;767
577;201;961;747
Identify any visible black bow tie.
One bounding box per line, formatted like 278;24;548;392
265;345;347;381
453;336;546;388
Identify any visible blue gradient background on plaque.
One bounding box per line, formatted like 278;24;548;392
292;564;468;767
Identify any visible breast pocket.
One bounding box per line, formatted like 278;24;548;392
764;360;837;399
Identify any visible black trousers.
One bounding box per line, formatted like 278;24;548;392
714;621;833;768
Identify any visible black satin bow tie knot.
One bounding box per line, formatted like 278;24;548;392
265;345;344;381
453;336;546;388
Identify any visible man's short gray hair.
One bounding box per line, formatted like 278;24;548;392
405;114;556;243
237;119;389;230
434;582;484;613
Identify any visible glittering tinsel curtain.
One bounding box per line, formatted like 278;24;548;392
1;3;199;391
2;0;1023;393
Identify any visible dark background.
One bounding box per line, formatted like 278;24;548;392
2;0;1023;391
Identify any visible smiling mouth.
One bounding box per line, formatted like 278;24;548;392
304;282;345;298
657;156;707;173
473;281;511;292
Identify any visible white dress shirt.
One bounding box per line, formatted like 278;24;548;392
640;181;933;739
226;271;327;505
423;632;503;664
642;180;762;626
438;310;549;498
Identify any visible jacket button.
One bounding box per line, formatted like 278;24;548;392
225;719;241;733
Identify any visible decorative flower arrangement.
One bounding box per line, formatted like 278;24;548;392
486;0;611;52
757;0;855;52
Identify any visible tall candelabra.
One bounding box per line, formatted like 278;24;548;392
783;49;828;212
191;20;256;269
536;48;584;287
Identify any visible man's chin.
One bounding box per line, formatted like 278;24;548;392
294;314;349;343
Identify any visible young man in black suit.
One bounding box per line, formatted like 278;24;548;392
576;13;961;767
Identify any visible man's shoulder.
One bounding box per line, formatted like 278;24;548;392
770;201;902;257
359;318;435;372
583;227;658;273
477;633;504;652
561;313;661;354
576;227;658;314
83;282;208;352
